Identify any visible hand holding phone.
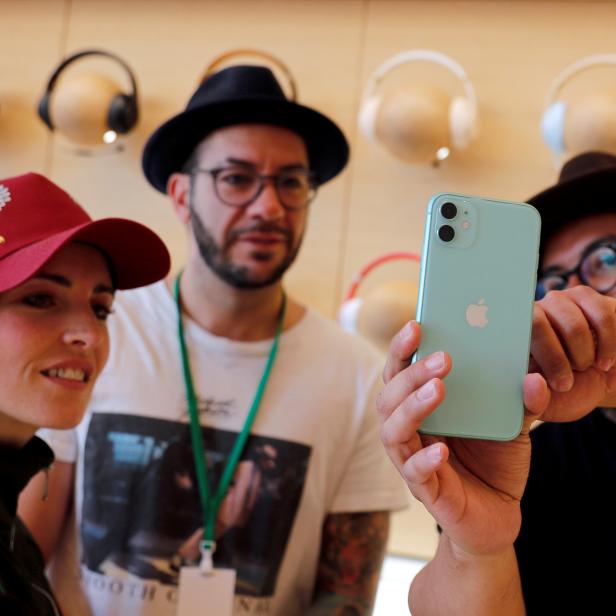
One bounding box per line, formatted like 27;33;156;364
414;193;541;440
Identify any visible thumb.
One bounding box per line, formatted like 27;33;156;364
523;372;550;419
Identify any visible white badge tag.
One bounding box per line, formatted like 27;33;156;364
177;567;236;616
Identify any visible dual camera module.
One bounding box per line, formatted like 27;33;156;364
438;202;457;242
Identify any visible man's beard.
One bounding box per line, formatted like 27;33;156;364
190;203;302;289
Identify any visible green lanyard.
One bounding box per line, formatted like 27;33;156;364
174;273;286;549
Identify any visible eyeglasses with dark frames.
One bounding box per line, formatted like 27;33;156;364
536;236;616;299
191;166;318;211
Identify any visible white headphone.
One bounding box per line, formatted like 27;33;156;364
338;251;421;334
541;54;616;155
358;49;478;151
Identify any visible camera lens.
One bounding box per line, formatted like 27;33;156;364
438;225;455;242
440;202;457;220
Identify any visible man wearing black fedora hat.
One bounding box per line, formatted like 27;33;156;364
376;150;616;616
24;64;408;616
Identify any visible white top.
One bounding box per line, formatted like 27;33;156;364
41;281;408;616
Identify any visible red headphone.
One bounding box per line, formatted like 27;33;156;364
338;251;421;333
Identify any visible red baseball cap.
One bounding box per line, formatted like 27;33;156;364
0;172;171;293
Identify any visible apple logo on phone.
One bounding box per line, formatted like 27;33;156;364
466;298;488;328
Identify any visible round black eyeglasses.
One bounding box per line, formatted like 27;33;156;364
536;237;616;299
191;166;318;211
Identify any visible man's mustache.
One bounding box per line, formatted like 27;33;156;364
227;224;292;242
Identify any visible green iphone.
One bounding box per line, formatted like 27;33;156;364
414;193;541;440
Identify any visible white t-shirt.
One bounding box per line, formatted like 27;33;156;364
42;281;408;616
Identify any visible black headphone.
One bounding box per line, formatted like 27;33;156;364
38;49;139;134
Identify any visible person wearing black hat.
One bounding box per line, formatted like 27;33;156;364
514;150;616;615
22;64;408;616
375;150;616;616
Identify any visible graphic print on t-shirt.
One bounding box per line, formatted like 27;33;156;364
81;413;311;600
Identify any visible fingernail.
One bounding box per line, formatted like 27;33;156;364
427;444;442;463
598;357;615;372
402;320;415;341
554;374;574;392
416;380;436;401
425;352;445;370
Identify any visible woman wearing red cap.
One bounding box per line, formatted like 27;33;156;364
0;172;169;615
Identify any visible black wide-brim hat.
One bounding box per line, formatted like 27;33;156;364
142;65;349;193
528;151;616;250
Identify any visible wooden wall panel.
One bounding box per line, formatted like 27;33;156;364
344;0;616;297
0;0;66;176
6;0;616;311
50;0;364;317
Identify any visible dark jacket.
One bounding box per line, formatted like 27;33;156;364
515;408;615;616
0;436;61;615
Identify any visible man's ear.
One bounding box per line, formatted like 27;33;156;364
167;173;191;225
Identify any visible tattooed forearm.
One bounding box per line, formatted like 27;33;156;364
309;511;390;615
307;593;368;616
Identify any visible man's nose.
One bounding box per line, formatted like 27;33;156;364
567;273;583;289
246;180;285;219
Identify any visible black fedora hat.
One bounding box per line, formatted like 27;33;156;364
142;65;349;193
528;151;616;250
